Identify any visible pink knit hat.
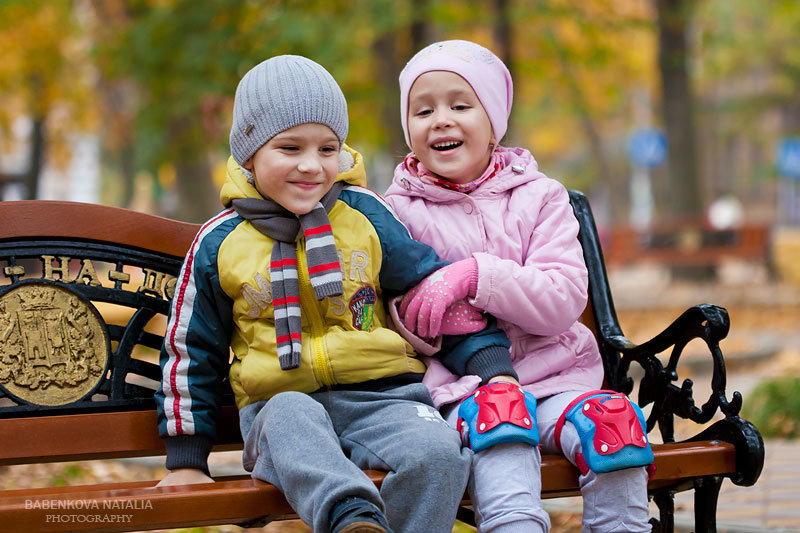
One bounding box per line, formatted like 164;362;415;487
399;40;513;149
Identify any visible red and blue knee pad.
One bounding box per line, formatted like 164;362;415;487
555;390;654;477
456;382;539;452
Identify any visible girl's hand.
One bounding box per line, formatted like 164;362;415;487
438;300;487;336
400;258;478;338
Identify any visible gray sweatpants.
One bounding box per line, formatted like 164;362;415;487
239;383;471;533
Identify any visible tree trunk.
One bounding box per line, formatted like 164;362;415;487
24;117;45;200
119;146;136;208
166;156;219;223
546;29;617;217
370;30;407;192
155;118;217;222
373;31;404;157
410;0;432;50
491;0;516;143
655;0;702;217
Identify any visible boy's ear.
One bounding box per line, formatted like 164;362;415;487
242;157;254;171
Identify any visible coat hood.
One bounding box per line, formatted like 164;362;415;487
220;143;367;207
387;146;545;202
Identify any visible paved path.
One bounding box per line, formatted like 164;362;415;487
543;439;800;532
673;439;800;532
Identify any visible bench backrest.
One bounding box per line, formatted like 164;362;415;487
0;194;615;464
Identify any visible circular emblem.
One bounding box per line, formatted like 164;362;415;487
0;282;110;406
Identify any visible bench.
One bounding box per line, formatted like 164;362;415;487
604;220;770;278
0;193;764;533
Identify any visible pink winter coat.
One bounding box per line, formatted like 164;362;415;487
384;146;604;408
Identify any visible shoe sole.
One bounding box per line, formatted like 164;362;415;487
338;522;388;533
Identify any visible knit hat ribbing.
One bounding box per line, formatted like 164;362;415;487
230;55;349;165
399;40;513;149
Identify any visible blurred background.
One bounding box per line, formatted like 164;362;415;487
2;0;799;227
1;0;799;531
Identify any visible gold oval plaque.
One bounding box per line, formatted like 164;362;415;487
0;282;109;406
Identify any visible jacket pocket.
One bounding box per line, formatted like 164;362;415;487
324;327;426;384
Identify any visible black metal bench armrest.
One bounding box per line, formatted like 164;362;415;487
605;303;742;442
569;191;747;446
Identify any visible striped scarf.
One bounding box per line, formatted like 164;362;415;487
231;182;344;370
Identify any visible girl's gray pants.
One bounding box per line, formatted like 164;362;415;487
444;390;651;533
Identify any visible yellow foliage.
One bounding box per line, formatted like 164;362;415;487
158;163;177;190
0;0;98;170
212;159;228;189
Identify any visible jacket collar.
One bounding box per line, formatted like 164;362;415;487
388;146;544;202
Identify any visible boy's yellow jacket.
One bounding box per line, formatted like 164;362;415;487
155;146;511;468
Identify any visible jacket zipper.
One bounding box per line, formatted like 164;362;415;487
296;242;334;386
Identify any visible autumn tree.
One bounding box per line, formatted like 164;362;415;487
0;0;95;199
655;0;702;216
694;0;800;202
89;0;417;219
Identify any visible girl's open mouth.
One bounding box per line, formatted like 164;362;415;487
431;141;463;151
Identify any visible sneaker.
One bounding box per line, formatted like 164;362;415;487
329;496;390;533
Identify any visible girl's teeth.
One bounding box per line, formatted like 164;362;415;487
432;141;462;150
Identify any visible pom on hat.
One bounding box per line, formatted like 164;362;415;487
399;40;513;149
230;55;349;165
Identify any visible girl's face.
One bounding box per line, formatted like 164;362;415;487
407;71;494;185
244;123;340;215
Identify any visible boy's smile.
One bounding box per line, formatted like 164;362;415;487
244;123;340;215
407;71;494;185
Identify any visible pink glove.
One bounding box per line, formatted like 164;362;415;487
438;300;487;336
396;299;485;338
399;258;479;338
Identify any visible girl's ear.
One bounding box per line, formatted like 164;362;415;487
242;157;254;171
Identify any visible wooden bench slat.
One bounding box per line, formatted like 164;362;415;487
0;407;241;466
0;478;293;533
2;407;736;493
0;200;200;258
0;442;735;532
541;440;736;496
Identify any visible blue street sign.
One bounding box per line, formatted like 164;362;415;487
777;137;800;180
628;128;668;168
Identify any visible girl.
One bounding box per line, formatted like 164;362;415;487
385;40;652;533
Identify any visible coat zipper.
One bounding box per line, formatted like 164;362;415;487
296;242;334;386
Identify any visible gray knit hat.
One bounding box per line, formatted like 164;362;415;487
229;55;349;165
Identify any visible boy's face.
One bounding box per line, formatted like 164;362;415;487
407;71;494;185
244;123;340;215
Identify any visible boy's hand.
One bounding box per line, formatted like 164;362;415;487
156;468;214;487
400;258;478;338
438;300;487;336
489;374;520;386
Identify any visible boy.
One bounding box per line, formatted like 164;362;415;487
155;55;515;533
